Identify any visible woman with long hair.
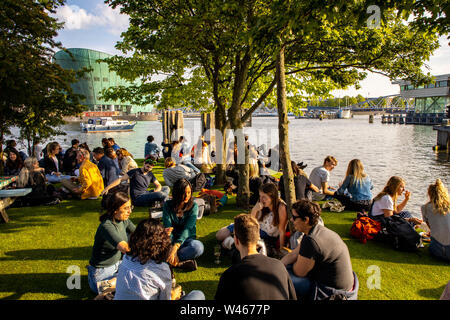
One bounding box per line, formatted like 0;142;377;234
43;141;67;183
116;148;138;175
162;178;204;271
334;159;373;212
370;176;421;225
13;157;60;207
114;218;205;300
216;183;288;255
171;140;182;164
421;179;450;261
87;191;136;294
279;161;320;203
4;149;23;176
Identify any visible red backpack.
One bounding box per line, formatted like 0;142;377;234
350;216;382;244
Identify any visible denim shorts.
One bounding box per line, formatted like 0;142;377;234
87;261;121;294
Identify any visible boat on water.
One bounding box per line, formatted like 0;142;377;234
80;117;137;133
337;108;352;119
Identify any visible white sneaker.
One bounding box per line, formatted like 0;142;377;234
222;236;235;250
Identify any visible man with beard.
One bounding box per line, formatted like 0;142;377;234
101;156;169;207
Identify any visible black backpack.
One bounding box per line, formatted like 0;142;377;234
197;193;217;216
375;215;421;252
190;173;208;192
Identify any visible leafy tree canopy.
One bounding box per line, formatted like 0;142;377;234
0;0;86;157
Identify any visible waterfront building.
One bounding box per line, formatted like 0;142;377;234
392;74;449;125
53;48;154;115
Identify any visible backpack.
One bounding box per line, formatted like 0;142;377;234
190;173;207;192
197;193;217;216
350;216;382;244
193;198;205;219
375;215;421;252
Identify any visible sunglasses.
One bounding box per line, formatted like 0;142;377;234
144;160;156;166
291;215;303;221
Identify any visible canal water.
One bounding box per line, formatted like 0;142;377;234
8;115;450;217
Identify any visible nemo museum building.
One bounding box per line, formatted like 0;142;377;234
53;48;154;116
393;74;449;125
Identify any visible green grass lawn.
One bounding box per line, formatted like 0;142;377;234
0;159;449;300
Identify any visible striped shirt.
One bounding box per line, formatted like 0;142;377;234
163;165;196;187
114;254;172;300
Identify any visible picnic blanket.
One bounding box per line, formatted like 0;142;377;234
0;176;18;189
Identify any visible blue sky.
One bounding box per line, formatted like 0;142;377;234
54;0;450;98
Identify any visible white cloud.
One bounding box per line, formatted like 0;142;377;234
54;4;129;36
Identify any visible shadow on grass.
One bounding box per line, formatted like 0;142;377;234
417;284;447;299
0;273;93;300
0;246;91;261
1;200;104;233
175;280;220;300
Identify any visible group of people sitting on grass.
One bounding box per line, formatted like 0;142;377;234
2;135;449;300
1;137;140;205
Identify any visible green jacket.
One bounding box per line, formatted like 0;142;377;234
162;200;198;245
89;218;136;267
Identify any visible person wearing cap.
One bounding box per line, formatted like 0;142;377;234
101;156;170;207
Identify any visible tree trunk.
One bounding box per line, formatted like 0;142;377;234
0;129;4;175
229;53;251;209
214;105;227;186
276;46;296;222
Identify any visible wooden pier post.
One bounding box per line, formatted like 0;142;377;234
387;115;392;124
162;110;184;144
201;112;216;151
433;120;450;152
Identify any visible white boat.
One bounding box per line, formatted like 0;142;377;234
80;117;137;133
337;108;352;119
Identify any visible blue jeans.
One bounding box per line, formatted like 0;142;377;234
398;210;413;219
429;237;450;262
286;264;312;299
177;238;204;261
226;224;272;240
183;161;200;174
133;186;170;207
46;174;72;184
87;261;121;294
181;290;205;300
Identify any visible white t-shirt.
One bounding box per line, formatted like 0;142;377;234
258;211;279;237
309;166;330;193
371;194;394;217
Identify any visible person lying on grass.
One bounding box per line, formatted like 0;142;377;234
114;218;205;300
87;191;135;295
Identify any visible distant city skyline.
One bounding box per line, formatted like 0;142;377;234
54;0;450;99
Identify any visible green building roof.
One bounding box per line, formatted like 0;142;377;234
53;48;153;113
